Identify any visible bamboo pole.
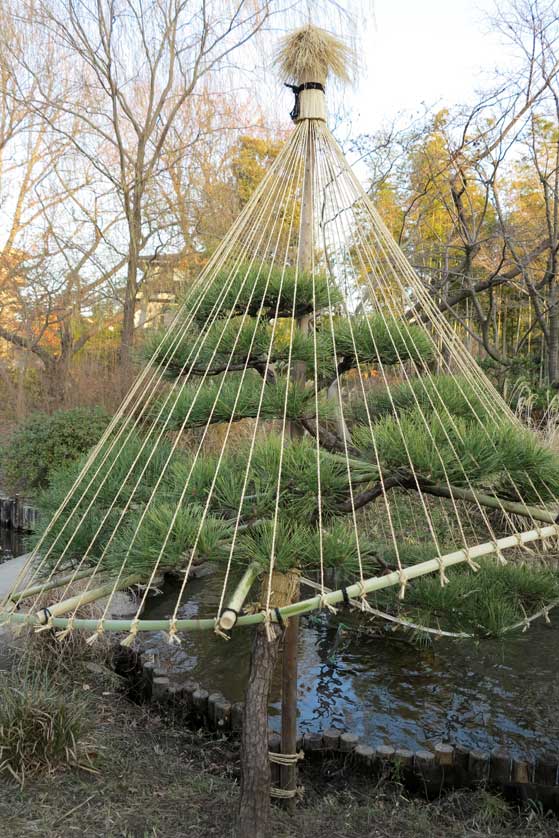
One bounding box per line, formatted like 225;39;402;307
417;481;558;523
5;523;556;633
35;573;142;624
11;567;103;603
219;562;261;630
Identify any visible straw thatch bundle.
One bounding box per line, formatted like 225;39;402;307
274;24;354;84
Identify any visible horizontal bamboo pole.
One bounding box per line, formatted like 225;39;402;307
2;524;556;634
219;562;261;630
35;573;142;624
419;481;558;524
11;567;102;603
343;463;557;525
300;576;471;638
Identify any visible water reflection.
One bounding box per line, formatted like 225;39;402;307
143;572;559;758
0;529;24;563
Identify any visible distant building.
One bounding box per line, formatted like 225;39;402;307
135;252;192;330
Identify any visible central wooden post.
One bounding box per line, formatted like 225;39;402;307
238;622;281;838
280;112;316;808
280;577;300;808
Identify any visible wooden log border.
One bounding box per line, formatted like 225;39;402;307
113;645;559;808
0;496;38;532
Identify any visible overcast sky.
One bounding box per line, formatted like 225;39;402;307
340;0;517;134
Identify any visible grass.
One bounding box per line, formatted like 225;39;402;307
0;648;556;838
0;664;92;785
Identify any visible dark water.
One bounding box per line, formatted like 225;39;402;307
0;529;24;563
2;535;557;758
143;573;559;759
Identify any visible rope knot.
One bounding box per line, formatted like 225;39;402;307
86;620;105;646
55;616;75;642
355;582;370;611
463;548;480;572
165;619;182;646
437;558;449;587
213;617;231;642
120;618;139;648
264;610;277;643
319;593;338;615
398;570;408;600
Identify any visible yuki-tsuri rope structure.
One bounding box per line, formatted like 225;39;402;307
3;26;559;641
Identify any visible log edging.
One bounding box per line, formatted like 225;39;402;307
113;644;559;807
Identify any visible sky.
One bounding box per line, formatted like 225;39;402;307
341;0;518;134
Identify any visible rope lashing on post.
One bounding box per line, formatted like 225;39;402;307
270;786;305;800
269;750;304;766
270;750;305;799
284;82;325;121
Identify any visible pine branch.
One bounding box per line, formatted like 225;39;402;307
300;417;362;458
338;471;411;512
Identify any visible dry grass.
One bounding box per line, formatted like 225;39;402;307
0;664;93;785
0;644;557;837
274;24;354;84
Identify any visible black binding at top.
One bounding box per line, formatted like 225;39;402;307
284;82;325;121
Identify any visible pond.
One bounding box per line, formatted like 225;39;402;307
2;540;557;760
0;528;24;563
141;571;559;760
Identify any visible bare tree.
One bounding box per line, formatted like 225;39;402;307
355;0;559;384
12;0;282;379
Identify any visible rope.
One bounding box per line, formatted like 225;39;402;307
270;786;304;799
269;750;304;765
7;84;559;641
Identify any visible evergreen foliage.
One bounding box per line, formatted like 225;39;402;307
143;314;433;384
34;432;177;565
392;559;559;636
183;262;339;325
30;256;559;637
351;383;559;502
159;373;333;430
2;408;110;496
348;374;492;424
328;316;434;371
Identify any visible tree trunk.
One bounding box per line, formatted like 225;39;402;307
119;258;138;376
280;607;299;811
119;198;143;382
548;280;559;386
238;623;281;838
43;359;67;410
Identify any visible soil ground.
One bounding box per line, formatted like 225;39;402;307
0;645;558;838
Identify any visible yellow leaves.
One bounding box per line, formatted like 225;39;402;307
230;135;284;207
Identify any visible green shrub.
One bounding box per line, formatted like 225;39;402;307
1;407;110;495
0;668;91;784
